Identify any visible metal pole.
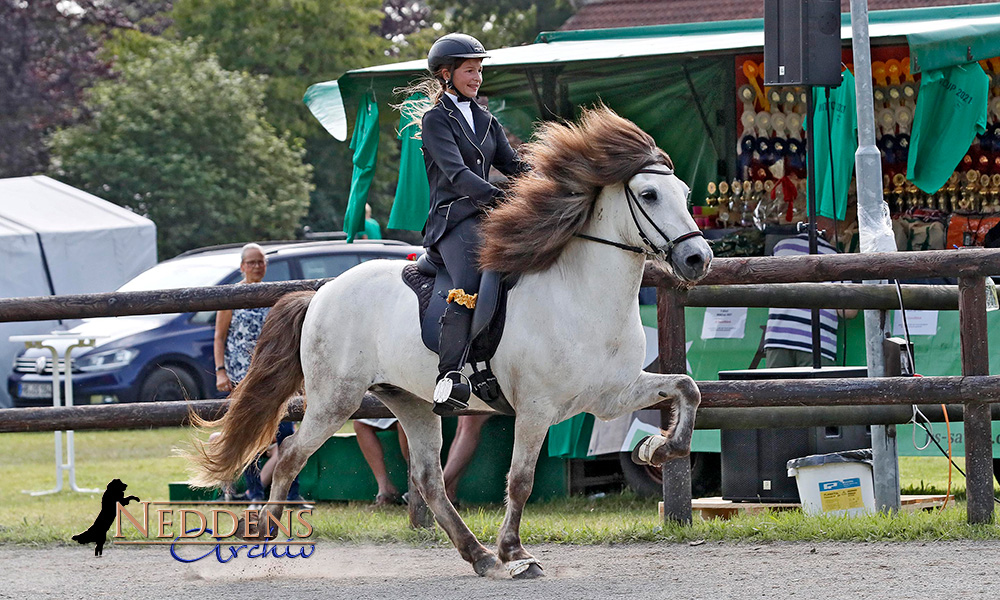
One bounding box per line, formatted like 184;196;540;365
805;90;822;370
850;0;901;513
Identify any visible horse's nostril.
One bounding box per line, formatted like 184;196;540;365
685;254;703;269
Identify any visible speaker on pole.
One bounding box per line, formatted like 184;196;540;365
764;0;843;87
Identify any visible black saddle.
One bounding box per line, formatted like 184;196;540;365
402;255;515;414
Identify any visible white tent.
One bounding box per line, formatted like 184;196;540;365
0;176;157;407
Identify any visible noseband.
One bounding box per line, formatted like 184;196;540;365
575;167;705;260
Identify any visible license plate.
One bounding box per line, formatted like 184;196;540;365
18;382;53;399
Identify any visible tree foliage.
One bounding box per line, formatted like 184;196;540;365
170;0;396;235
424;0;575;47
171;0;389;139
0;0;127;177
49;40;312;258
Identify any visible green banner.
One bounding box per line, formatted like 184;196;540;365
896;422;1000;458
638;304;1000;454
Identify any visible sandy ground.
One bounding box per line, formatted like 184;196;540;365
2;540;1000;599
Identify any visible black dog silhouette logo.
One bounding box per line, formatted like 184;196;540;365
72;479;140;556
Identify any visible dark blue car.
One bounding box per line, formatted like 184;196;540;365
8;240;421;407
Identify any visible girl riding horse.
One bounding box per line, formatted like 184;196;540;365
416;33;529;411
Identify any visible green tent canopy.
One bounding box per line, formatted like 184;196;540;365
908;20;1000;73
304;2;1000;214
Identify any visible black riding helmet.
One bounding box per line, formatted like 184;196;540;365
427;33;490;77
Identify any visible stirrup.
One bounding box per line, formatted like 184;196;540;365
433;371;470;415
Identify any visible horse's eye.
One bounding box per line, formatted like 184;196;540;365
640;190;657;202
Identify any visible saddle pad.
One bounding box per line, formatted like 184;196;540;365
401;263;506;364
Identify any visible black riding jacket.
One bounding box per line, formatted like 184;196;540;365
420;95;527;247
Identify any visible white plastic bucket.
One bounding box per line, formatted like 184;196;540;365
787;450;876;517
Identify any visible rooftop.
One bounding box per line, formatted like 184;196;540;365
560;0;1000;30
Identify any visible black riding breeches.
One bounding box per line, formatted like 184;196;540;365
428;216;483;296
426;216;482;375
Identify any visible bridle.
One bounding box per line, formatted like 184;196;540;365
575;167;705;261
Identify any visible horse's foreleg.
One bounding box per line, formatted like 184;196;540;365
377;390;501;577
497;419;549;579
612;373;701;467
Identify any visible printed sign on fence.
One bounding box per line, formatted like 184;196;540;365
701;307;747;339
892;310;939;336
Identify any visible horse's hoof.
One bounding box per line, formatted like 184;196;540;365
632;435;691;466
473;553;501;577
234;516;275;542
508;558;544;579
631;435;666;466
511;558;545;579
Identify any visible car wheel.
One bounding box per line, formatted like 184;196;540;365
139;366;199;403
618;451;722;499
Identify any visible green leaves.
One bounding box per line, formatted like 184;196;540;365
49;39;312;258
171;0;389;139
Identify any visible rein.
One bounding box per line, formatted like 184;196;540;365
574;167;704;260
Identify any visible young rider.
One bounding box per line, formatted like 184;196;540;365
418;33;528;411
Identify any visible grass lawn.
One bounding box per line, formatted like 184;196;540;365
1;427;998;546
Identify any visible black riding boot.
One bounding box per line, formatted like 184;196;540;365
434;303;473;414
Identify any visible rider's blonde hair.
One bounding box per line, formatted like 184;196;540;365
392;57;473;139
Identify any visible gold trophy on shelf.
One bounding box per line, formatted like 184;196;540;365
717;181;732;228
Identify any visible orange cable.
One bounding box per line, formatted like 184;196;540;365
941;403;952;510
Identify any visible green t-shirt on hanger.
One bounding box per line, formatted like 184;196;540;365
344;90;379;242
808;69;858;221
906;63;989;194
388;94;431;231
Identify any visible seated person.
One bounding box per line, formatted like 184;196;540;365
355;418;409;506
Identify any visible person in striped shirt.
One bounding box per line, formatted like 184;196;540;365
764;217;857;367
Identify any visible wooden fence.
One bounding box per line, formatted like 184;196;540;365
1;248;998;523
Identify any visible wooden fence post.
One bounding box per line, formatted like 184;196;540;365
959;276;994;524
658;287;692;524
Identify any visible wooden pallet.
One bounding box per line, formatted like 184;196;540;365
899;494;949;512
658;494;949;520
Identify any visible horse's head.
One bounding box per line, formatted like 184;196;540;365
479;105;713;281
624;167;713;282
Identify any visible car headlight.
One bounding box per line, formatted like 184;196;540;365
75;348;139;372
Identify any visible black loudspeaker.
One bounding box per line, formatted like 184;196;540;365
718;367;870;503
764;0;843;87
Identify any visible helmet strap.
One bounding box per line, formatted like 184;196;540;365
440;76;474;103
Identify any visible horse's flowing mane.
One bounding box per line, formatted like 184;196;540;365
479;104;672;274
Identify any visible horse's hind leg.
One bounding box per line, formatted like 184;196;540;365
376;388;501;577
496;418;549;579
620;373;701;467
259;387;363;534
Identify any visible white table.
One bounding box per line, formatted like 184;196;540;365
9;333;103;495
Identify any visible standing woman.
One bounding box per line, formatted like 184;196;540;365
214;243;305;507
416;33;528;411
214;243;269;394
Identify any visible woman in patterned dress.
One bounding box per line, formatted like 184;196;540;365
214;243;269;392
213;243;307;507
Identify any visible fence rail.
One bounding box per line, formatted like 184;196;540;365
0;249;993;324
3;375;999;434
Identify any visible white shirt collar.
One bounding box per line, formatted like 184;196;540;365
445;92;475;134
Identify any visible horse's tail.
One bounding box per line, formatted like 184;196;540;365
186;290;316;489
